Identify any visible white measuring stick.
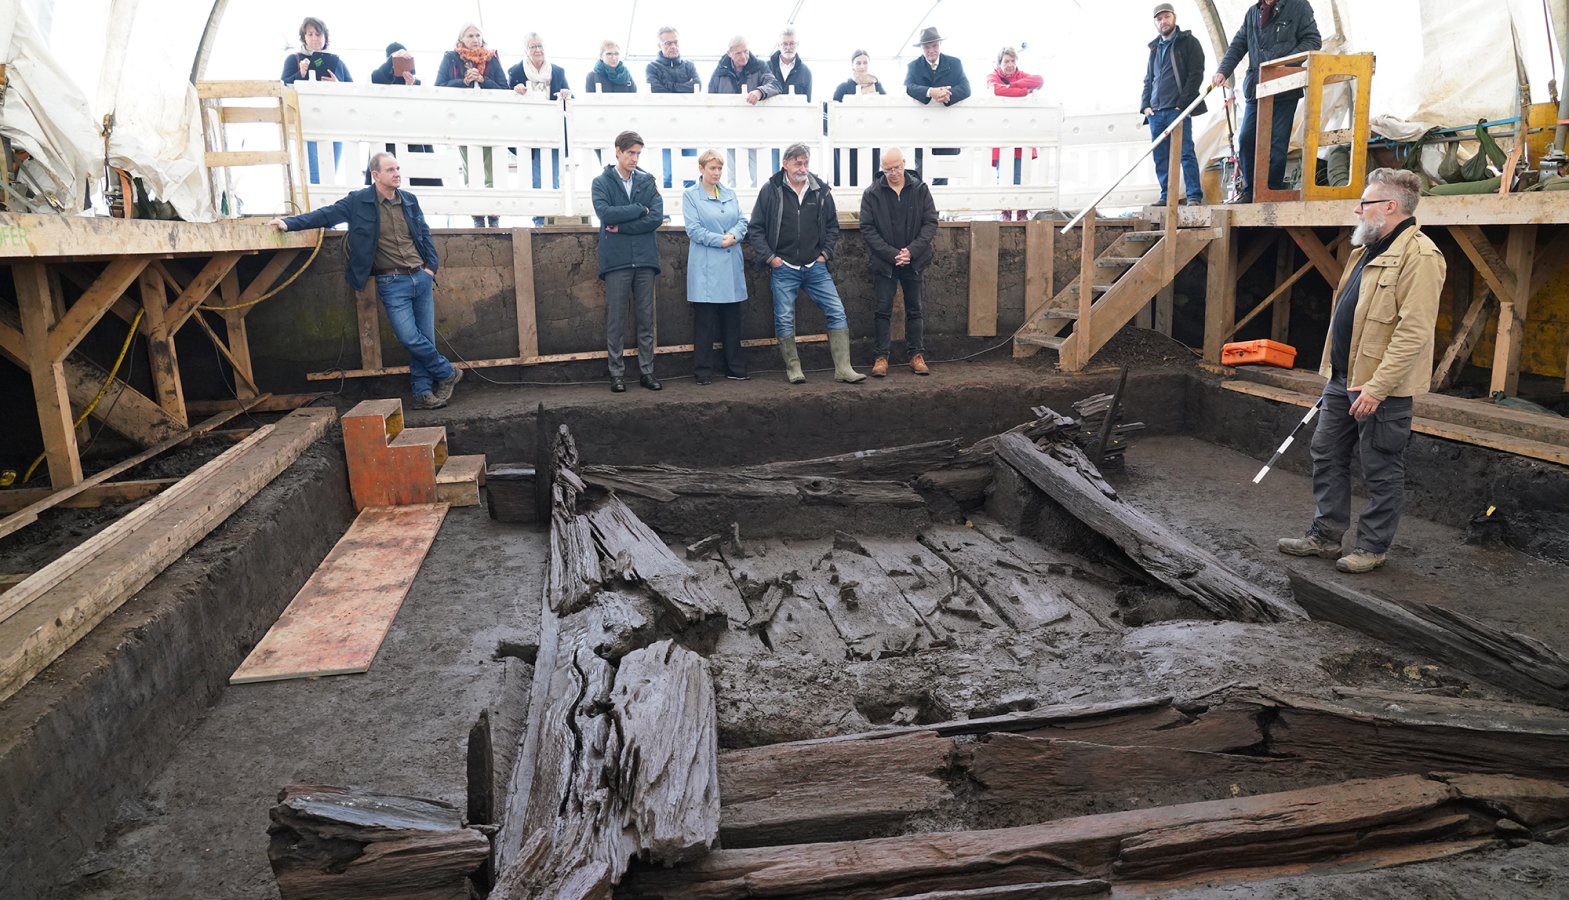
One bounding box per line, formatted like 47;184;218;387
1253;400;1323;484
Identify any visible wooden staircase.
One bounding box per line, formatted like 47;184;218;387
1014;219;1216;368
342;399;485;509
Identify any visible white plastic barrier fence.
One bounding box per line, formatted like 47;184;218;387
293;82;1157;218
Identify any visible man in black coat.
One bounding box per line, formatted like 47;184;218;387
859;148;939;377
591;131;665;393
1213;0;1322;200
768;28;812;100
647;27;701;188
904;27;970;184
710;37;784;186
1141;4;1207;205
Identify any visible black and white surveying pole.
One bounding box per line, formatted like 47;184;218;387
1253;400;1323;484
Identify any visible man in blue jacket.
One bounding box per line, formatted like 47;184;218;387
591;131;665;392
269;153;461;409
1141;4;1207;205
1212;0;1322;201
904;27;970;185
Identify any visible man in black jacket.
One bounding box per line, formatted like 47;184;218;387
648;27;701;188
748;143;865;385
904;27;970;185
768;28;812;100
1213;0;1322;200
1141;5;1206;205
591;131;665;393
710;37;783;187
859;149;939;377
269;153;460;409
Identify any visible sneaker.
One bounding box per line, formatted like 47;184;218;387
433;367;464;402
909;353;930;376
726;373;751;381
1336;549;1387;573
410;391;445;410
1277;531;1342;560
871;358;889;378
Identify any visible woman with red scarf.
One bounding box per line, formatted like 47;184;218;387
987;47;1043;221
438;23;509;226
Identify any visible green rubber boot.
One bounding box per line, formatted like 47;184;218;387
828;328;866;383
777;333;807;384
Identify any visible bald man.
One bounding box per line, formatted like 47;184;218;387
858;148;939;376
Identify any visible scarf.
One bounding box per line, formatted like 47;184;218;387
522;57;552;93
594;59;631;86
852;70;879;94
456;44;495;69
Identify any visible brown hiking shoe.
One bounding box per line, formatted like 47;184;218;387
1277;532;1342;560
871;357;889;378
1336;549;1387;573
910;354;929;375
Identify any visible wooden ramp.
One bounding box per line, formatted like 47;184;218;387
230;504;448;684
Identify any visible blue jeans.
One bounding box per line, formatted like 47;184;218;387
769;262;847;336
1238;94;1300;194
376;270;454;397
661;148;697;189
531;148;561;189
306;141;343;183
1148;108;1202;202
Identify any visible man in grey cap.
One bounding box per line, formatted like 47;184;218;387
904;27;971;184
1140;3;1207;205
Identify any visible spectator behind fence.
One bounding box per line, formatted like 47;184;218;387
747;142;864;385
369;43;440;187
282;18;349;185
586;40;636;93
592;131;664;393
710;36;782;187
509;32;570;200
682;150;750;385
268;153;462;411
768;27;812;100
1143;5;1206;206
987;46;1042;220
859;148;938;377
438;23;507;227
904;27;969;185
648;26;701;189
833;50;884;100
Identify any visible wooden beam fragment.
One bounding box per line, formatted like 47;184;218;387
45;258;148;363
137;266;186;426
995;433;1303;623
513;228;539;359
1023;220;1055;322
1074;209;1096;370
16;261;81;488
1448;224;1516;305
0;478;179;515
969;221;1001;337
1490;223;1537;396
1430;290;1494;392
1203;209;1234;363
1284;225;1345;288
585;495;723;626
164;252;245;330
1272;231;1294;342
355;281;383;371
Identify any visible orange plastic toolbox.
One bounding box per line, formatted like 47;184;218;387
1221;338;1297;368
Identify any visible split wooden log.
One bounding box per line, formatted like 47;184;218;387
587;495;722;626
580;465;925;509
618;773;1559;899
492;639;719;900
267;786;490;900
996;432;1303;623
1288;569;1569;709
743;439;962;481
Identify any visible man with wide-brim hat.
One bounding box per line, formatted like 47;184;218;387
904;26;971;184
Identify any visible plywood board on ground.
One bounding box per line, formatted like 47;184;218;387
230;504;448;684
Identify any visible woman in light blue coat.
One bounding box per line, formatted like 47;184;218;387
683;150;750;383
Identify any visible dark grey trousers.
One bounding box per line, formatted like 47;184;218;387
605;267;656;377
1309;376;1415;554
873;269;926;359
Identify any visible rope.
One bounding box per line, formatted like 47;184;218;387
199;227;325;311
22;309;145;484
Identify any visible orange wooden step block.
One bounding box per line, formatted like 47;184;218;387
230;503;448;684
342;399;448;509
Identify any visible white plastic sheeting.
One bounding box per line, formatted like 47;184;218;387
0;0;102;211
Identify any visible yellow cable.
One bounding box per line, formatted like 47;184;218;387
200;227;325;311
21;309;145;484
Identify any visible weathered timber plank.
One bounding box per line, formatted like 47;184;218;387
268;786;489;900
799;536;939;659
547;509;599;614
722;540;851;661
0;478;179;515
858;536;1010;636
0;408;334;703
1288;569;1569;708
586;494;721;626
996;434;1303;623
718;731;956;848
743;439;962;481
579;464;926;509
918;523;1110;634
969;221;1000;336
877;882;1110;900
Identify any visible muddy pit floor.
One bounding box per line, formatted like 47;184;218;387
48;434;1569;900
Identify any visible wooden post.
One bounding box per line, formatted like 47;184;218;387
1491;223;1538;396
1449;245;1474;343
1272;231;1294;343
513;228;539;360
968;222;1000;337
1023;219;1055;322
1154;282;1174;336
138;266;187;427
1204;208;1235;364
1165;120;1182;289
355;281;383;372
218;270;256;399
1075;208;1097;370
16;262;83;488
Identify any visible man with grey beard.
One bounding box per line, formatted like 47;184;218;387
1277;168;1443;573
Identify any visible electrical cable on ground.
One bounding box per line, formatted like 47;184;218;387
21;309;145;484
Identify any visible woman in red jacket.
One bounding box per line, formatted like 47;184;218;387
987;47;1042;221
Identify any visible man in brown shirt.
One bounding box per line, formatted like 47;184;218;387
271;153;461;408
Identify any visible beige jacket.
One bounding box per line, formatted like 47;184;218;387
1317;223;1445;400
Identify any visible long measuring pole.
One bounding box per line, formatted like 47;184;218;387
1253;399;1322;484
1061;82;1218;234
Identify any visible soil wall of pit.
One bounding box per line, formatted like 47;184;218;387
0;443;355;900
